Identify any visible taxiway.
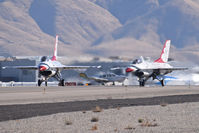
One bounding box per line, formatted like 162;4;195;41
0;85;198;105
0;85;199;122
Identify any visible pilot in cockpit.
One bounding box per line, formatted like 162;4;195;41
132;58;142;64
41;56;48;62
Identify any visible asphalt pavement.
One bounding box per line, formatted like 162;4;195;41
0;86;199;122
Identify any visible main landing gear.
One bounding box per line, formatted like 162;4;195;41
38;79;64;86
156;75;165;87
138;79;164;87
54;72;65;86
138;74;165;87
59;79;65;86
139;78;145;87
38;79;42;86
38;79;48;86
160;80;165;86
38;71;65;87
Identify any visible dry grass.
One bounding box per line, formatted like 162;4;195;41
82;111;86;114
139;118;158;127
64;120;72;125
124;125;135;130
160;102;168;107
138;118;144;123
91;117;99;122
90;124;98;130
141;121;158;127
114;128;118;132
92;106;103;113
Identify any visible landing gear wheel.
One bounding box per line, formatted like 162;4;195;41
60;79;65;86
139;81;145;87
45;81;48;86
160;80;164;87
113;82;115;86
38;79;42;86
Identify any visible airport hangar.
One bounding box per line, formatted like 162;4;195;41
0;57;38;83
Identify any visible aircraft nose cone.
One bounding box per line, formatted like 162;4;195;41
39;66;47;71
126;67;134;72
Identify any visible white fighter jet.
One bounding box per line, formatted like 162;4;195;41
125;40;187;86
80;73;126;85
3;35;100;86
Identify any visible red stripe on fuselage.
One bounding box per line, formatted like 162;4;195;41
126;67;134;72
39;66;47;71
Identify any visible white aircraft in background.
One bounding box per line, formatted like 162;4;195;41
80;72;126;85
125;40;187;86
3;35;100;86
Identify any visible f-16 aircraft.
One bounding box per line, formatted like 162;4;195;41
125;40;187;86
80;72;126;85
3;35;100;86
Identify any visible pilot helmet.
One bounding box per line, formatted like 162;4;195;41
41;56;47;62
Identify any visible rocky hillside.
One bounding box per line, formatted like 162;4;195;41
0;0;121;57
0;0;199;63
90;0;199;61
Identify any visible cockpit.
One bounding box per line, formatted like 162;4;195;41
100;73;116;78
132;59;142;64
40;56;49;62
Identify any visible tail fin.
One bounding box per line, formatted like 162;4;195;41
154;40;171;63
140;56;145;63
51;35;58;61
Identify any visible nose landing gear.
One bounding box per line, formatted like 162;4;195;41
38;79;48;86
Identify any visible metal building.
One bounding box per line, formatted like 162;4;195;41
0;58;38;82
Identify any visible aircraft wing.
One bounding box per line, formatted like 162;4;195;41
89;77;109;82
142;67;188;71
2;66;38;70
79;73;108;82
163;67;188;71
3;65;101;70
52;65;101;70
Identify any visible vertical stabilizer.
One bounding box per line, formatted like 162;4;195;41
140;56;145;63
51;35;58;61
154;40;171;63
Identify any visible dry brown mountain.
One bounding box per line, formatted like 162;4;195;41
90;0;199;62
0;0;121;57
0;0;199;63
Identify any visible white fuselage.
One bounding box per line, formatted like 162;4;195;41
98;73;126;83
132;62;172;70
128;61;173;77
38;59;63;78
